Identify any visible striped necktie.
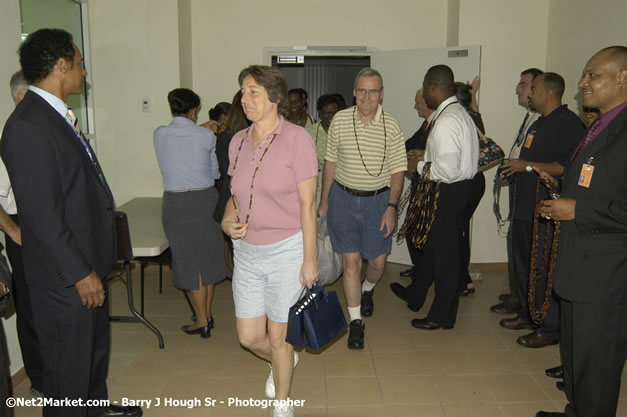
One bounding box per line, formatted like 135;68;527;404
65;108;103;183
571;118;602;161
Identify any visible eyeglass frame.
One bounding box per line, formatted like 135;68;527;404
355;88;382;97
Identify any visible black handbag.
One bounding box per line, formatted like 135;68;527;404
286;284;347;350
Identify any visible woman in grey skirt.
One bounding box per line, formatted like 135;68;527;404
153;88;225;338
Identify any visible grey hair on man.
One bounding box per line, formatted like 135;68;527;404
354;67;384;89
10;70;28;104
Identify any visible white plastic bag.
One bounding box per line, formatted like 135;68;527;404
316;216;343;286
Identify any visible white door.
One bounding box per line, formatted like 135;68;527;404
371;46;482;265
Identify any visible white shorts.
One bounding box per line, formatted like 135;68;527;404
232;232;304;323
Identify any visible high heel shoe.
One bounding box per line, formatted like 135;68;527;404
181;317;214;338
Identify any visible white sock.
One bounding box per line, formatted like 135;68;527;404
362;279;376;293
348;306;361;322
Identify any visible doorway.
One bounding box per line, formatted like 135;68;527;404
272;55;370;121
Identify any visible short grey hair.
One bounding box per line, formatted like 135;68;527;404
354;68;383;90
10;70;28;104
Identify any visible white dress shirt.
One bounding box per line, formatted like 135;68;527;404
417;96;478;183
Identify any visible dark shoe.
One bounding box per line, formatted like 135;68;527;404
30;386;43;398
459;287;475;296
347;319;365;349
361;289;374;317
556;380;565;392
535;412;565;417
490;302;518;314
545;365;564;378
498;293;511;302
517;331;559;348
410;318;453;330
181;322;211;338
499;315;532;330
389;283;420;312
100;405;143;417
208;316;215;329
400;267;415;277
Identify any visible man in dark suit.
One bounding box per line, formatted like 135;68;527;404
535;45;627;417
0;29;141;417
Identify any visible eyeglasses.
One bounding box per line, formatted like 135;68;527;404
516;82;527;90
355;88;381;96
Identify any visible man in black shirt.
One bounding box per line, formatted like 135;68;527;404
498;73;584;348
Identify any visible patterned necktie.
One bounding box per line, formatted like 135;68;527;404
571;118;602;161
65;108;103;183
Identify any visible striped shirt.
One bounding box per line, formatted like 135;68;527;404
325;105;406;190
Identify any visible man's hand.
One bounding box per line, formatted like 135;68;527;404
380;206;396;238
317;200;328;218
540;198;576;221
500;159;529;177
75;272;105;308
533;167;559;191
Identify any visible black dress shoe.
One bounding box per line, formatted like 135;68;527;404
361;289;374;317
556;380;565;392
535;412;565;417
490;302;518;314
100;405;143;417
499;315;532;330
181;317;213;338
459;287;475;296
347;319;365;349
498;293;511;301
389;283;419;312
545;365;564;378
410;318;453;330
400;267;415;277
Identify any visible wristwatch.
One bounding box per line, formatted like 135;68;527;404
387;203;398;210
525;162;534;173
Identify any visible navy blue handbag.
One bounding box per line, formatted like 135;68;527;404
286;284;347;350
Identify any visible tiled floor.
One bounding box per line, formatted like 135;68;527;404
12;263;627;416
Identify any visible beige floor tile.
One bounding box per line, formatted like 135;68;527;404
530;373;569;401
411;331;461;350
122;350;180;377
367;331;417;352
470;350;526;374
431;375;494;404
175;352;228;377
455;330;508;350
443;404;504;416
500;402;561;417
111;332;150;353
326;377;382;406
161;375;219;398
324;351;376;377
210;406;269;417
511;349;561;373
144;406;210;417
483;374;551;402
213;377;268;402
108;375;169;400
378;375;439;405
290;377;327;407
327;406;386;417
418;350;475;374
293;351;326;378
223;353;270;377
372;351;426;376
386;405;446;417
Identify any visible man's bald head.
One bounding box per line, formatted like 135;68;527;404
579;46;627;114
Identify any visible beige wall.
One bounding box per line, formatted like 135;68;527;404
458;0;549;262
190;0;448;114
87;0;180;206
546;0;627;112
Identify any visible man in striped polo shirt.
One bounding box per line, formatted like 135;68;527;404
317;68;407;349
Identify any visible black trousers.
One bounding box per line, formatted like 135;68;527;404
0;322;10;417
460;172;486;289
31;281;110;417
512;218;560;339
406;180;472;327
560;299;627;417
5;215;44;392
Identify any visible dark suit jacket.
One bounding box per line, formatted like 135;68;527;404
554;107;627;304
0;91;116;290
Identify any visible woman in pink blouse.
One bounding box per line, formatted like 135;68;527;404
222;65;318;417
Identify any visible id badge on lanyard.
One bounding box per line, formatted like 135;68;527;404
578;157;595;188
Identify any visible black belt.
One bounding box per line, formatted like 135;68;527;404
335;181;389;197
